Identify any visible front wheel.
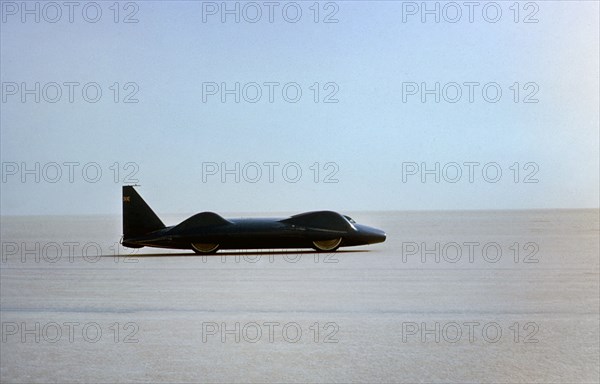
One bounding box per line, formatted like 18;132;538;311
191;243;219;255
312;238;342;252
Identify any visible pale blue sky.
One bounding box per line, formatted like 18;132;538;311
1;1;598;215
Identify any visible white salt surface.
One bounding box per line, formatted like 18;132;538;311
1;210;598;383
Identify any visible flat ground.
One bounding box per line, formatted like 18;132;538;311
1;210;598;383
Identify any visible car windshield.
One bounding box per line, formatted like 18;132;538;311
344;215;356;224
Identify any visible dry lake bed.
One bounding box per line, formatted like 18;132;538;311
1;210;598;383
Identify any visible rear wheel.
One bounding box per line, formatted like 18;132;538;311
312;238;342;252
191;243;219;254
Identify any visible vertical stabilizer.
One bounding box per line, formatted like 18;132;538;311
122;186;165;239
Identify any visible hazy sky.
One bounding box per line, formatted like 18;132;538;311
1;1;598;215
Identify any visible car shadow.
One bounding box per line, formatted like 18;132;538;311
100;249;370;258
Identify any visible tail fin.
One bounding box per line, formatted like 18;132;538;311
122;186;165;239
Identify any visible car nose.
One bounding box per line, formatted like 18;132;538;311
370;227;387;244
356;224;387;244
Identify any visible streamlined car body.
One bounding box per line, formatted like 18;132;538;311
121;186;386;254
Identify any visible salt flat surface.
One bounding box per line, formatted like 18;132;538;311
1;210;599;383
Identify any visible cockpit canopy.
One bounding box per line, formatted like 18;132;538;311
343;215;356;224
